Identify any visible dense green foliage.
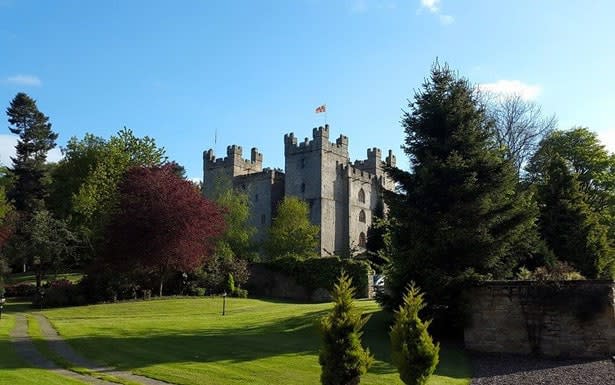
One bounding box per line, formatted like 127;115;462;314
257;256;372;297
319;273;374;385
390;284;440;385
264;196;320;260
382;63;537;329
528;127;614;267
213;186;257;260
6;210;76;289
534;156;613;278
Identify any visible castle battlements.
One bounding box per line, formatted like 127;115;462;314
203;145;263;175
284;124;348;157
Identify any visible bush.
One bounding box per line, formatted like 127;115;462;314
232;287;248;298
4;282;37;298
192;256;249;294
390;283;439;385
319;272;373;385
33;279;86;308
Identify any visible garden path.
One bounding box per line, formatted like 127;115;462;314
34;314;174;385
9;313;114;385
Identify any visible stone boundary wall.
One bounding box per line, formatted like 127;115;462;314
464;280;615;357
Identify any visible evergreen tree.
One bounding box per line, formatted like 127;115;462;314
537;156;613;278
390;283;439;385
6;93;58;213
319;272;373;385
382;63;537;328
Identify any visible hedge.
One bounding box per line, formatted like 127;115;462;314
256;256;372;297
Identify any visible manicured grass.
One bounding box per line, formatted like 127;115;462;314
6;271;83;285
42;297;471;385
0;313;86;385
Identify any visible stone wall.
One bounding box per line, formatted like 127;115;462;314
464;280;615;357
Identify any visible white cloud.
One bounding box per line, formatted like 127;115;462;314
5;74;42;87
478;80;542;101
0;134;62;167
419;0;453;25
439;14;454;25
597;129;615;153
421;0;439;13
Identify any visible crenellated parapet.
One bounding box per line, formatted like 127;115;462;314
284;124;349;158
203;145;263;176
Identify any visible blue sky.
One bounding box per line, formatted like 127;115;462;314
1;0;613;180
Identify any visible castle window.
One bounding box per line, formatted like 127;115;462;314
301;158;305;168
359;210;366;223
261;214;266;224
255;193;259;202
301;183;306;193
358;188;365;203
359;232;366;248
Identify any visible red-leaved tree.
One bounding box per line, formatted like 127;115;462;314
103;165;225;296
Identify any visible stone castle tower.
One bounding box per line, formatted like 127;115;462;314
203;124;395;256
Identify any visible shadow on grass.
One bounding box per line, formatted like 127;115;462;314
4;303;470;383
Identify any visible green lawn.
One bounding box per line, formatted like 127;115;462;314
6;271;83;285
39;297;471;385
0;314;86;385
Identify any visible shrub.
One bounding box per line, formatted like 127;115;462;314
319;272;373;385
4;282;37;298
227;273;235;293
390;283;439;385
193;256;249;294
34;279;86;308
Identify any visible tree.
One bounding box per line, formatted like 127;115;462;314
6;93;58;213
48;129;168;262
382;63;537;327
10;210;76;288
484;93;556;176
101;165;225;297
264;196;319;260
528;127;615;239
390;283;439;385
319;272;373;385
213;186;256;260
536;156;613;278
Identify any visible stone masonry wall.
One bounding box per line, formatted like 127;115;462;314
464;280;615;357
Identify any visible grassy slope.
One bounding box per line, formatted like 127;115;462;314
0;314;86;385
43;298;471;385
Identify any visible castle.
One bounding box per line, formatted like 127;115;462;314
202;124;396;256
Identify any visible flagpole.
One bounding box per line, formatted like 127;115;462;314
324;104;327;126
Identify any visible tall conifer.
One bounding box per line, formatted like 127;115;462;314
6;93;58;213
383;63;536;329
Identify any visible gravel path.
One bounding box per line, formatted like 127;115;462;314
9;313;114;385
471;353;615;385
34;314;173;385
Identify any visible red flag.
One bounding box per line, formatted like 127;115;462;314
315;104;326;113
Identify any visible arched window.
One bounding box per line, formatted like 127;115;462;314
358;188;365;203
359;209;366;223
359;232;366;248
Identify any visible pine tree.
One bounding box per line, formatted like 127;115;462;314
537;156;613;278
319;272;373;385
383;62;537;328
390;283;439;385
6;93;58;214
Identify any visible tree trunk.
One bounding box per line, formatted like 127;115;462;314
159;279;164;298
